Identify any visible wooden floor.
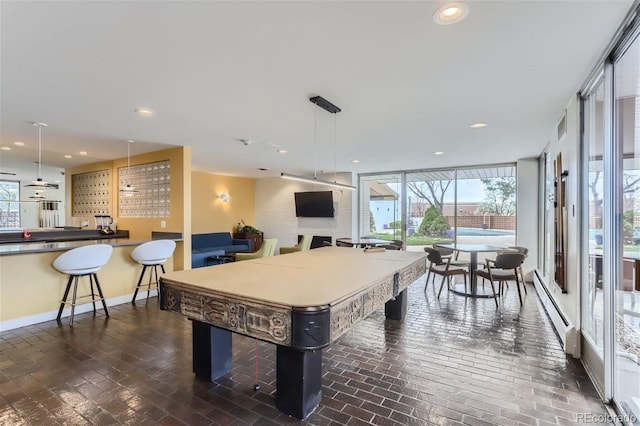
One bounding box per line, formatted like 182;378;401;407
1;278;608;425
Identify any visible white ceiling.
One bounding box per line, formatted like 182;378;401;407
0;1;634;184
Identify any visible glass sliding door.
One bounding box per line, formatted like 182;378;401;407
359;165;517;254
359;174;402;244
583;77;606;355
613;38;640;422
454;166;516;248
405;170;456;252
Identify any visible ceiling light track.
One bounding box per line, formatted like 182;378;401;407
309;96;341;114
280;173;355;191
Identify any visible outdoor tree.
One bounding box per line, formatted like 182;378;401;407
370;210;376;232
589;170;640;223
0;182;18;228
418;205;450;237
407;180;451;214
478;177;516;215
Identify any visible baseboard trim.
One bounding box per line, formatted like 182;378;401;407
0;289;158;332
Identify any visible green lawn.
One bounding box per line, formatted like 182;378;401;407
368;232;453;246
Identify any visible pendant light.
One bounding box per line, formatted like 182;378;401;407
280;96;355;191
29;191;45;200
119;140;139;196
24;122;49;191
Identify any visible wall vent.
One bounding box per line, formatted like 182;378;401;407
557;111;567;141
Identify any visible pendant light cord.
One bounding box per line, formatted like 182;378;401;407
37;125;42;179
334;113;337;183
313;105;317;180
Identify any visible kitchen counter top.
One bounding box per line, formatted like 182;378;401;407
0;229;130;245
0;238;145;256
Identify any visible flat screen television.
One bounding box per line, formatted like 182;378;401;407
294;191;334;217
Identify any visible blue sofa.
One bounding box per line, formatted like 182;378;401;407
191;232;252;268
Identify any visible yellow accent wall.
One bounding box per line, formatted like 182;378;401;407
65;146;191;270
0;245;173;323
191;171;255;234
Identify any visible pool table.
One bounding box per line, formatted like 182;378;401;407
159;246;426;419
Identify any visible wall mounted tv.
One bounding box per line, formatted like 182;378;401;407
294;191;334;218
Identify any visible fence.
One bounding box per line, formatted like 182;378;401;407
444;215;515;230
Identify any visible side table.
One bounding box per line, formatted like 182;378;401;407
205;254;236;266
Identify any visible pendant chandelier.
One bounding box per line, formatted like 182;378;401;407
280;96;355;191
24;122;49;192
119;140;139;196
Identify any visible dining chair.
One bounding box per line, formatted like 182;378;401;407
423;247;468;298
336;238;354;248
501;246;529;293
378;244;400;250
391;239;404;250
432;245;468;267
475;252;526;307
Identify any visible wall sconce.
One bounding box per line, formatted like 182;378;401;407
219;192;230;203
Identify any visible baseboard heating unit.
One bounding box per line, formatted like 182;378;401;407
533;270;579;356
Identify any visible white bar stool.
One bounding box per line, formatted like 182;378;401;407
131;240;176;304
53;244;113;326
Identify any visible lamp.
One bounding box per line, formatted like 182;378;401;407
280;96;355;191
219;192;230;203
24;122;49;191
29;191;45;200
119;140;139;196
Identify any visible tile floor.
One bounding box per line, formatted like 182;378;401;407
1;278;609;425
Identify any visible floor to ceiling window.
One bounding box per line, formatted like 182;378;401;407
612;36;640;422
0;180;21;230
359;164;516;253
583;76;606;355
578;21;640;423
359;174;402;241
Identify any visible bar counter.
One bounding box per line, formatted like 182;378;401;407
0;238;141;256
0;237;178;331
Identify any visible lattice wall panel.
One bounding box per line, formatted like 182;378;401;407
72;170;111;216
119;160;170;217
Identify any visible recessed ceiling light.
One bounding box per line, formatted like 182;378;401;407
470;122;488;128
79;151;88;156
351;160;360;163
277;149;288;154
135;108;155;117
13;141;24;146
434;151;444;155
433;3;469;25
1;146;11;151
64;155;72;159
258;167;270;171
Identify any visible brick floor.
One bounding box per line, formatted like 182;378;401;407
0;278;609;425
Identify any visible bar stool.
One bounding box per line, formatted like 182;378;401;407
53;244;113;326
131;240;176;304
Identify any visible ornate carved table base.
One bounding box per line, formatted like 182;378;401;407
160;247;426;419
188;290;408;419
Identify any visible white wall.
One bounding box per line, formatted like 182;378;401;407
537;93;582;355
255;173;355;251
516;158;539;278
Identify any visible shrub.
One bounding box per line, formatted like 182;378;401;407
418;206;450;237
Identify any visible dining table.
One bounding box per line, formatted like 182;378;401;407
435;243;508;297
